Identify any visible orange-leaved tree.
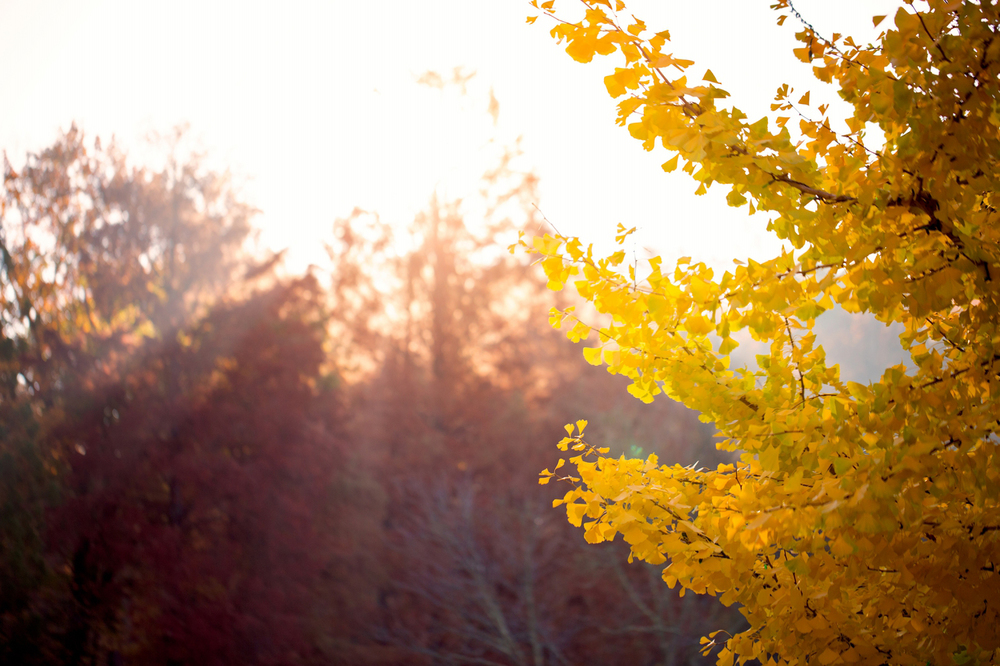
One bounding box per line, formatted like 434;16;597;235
517;2;1000;665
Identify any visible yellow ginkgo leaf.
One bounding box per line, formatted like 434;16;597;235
523;1;1000;664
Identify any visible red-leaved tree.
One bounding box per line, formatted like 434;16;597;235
47;277;339;666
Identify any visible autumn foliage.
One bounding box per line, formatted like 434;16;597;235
49;279;336;666
521;1;1000;665
1;129;336;665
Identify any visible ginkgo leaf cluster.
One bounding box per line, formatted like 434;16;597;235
516;1;1000;664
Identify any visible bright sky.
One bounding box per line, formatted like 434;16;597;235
1;0;903;277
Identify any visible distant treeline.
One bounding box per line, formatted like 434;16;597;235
0;128;745;665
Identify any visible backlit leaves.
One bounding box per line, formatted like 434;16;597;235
521;1;1000;665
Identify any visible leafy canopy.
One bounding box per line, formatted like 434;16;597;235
518;1;1000;665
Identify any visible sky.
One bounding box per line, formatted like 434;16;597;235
1;0;919;384
1;0;905;277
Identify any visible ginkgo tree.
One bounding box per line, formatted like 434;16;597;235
517;1;1000;665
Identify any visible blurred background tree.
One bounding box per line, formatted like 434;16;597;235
2;97;747;664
